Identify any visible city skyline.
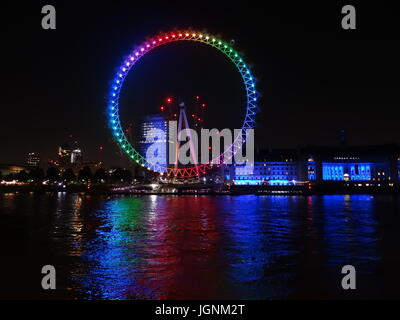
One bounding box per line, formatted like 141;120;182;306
1;2;399;167
1;2;400;303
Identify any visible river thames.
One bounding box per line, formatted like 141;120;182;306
1;193;399;299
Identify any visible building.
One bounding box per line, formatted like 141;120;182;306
228;149;300;185
136;115;169;172
301;144;400;184
58;144;82;168
228;144;400;186
0;164;29;177
26;152;40;167
398;156;400;181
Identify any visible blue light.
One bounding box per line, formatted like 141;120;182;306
322;162;372;181
106;29;258;178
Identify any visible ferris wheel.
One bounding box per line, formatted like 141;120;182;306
107;30;258;178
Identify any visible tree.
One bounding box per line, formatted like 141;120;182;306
29;167;45;182
122;169;133;183
111;168;132;183
17;170;29;182
94;168;107;183
78;166;93;183
46;167;60;182
62;168;76;182
4;174;16;182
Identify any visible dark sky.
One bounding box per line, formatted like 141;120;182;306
1;1;399;167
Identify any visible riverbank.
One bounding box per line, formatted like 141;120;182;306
1;183;399;195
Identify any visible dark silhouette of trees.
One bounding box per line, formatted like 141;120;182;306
62;168;76;182
111;168;132;183
4;174;15;181
17;170;29;182
46;167;60;182
94;168;108;183
29;168;45;182
78;166;93;183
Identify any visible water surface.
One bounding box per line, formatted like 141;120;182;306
1;193;399;299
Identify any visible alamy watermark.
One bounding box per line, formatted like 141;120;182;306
341;5;356;30
143;121;255;172
341;265;356;290
41;265;56;290
41;5;56;30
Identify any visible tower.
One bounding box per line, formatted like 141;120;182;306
174;102;198;170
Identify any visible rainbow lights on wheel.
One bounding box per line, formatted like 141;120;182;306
107;30;258;178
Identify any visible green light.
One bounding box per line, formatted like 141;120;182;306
108;29;257;178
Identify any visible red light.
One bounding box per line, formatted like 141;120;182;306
160;106;165;111
196;96;200;100
202;103;206;108
99;146;104;151
166;97;173;104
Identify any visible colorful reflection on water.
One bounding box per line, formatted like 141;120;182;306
1;193;400;299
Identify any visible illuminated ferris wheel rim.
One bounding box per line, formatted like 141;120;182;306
107;29;258;178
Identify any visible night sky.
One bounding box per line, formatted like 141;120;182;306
1;2;399;167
